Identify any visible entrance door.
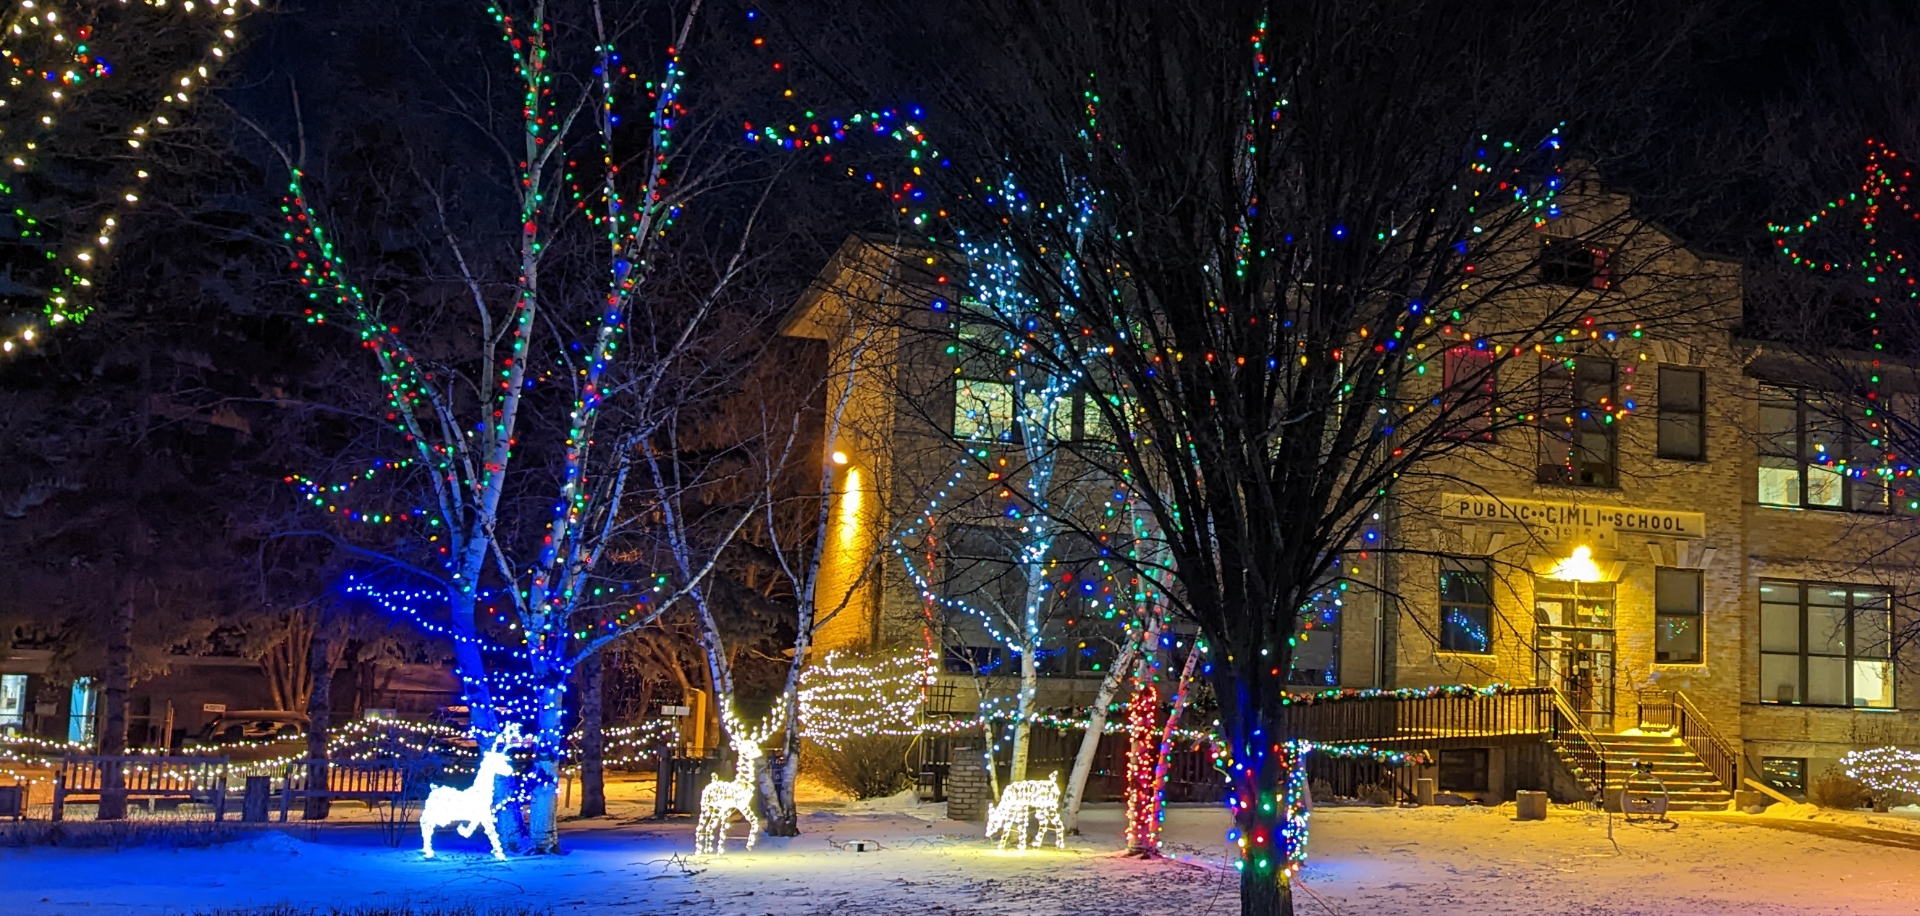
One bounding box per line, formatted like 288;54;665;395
1535;578;1617;731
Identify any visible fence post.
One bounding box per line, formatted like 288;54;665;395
242;776;270;823
51;771;65;823
213;774;228;822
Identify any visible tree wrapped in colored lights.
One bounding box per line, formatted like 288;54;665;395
269;0;774;853
743;0;1734;910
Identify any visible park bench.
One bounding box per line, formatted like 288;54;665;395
279;758;410;821
51;754;230;821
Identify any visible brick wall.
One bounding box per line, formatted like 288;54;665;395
945;739;992;822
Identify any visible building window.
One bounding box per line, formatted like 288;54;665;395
1438;748;1490;792
0;674;25;733
1757;385;1891;512
1290;590;1341;686
1759;580;1894;708
953;377;1017;442
1654;568;1703;664
1438;558;1493;654
1761;757;1807;797
1537;355;1618;487
1442;346;1497;441
1656;367;1705;460
67;678;98;747
1540;237;1612;290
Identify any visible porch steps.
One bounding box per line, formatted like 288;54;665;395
1591;733;1733;812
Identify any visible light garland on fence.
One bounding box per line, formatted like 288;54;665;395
1842;746;1920;797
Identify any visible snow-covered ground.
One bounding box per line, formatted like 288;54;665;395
3;794;1913;916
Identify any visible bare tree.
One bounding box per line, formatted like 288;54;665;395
762;1;1734;911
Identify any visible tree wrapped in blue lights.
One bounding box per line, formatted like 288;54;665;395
270;0;764;853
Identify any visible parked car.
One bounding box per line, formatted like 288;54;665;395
183;710;309;757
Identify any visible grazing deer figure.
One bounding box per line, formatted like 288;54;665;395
420;726;519;860
987;771;1065;850
694;739;764;855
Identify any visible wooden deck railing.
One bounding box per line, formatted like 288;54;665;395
1546;691;1607;801
1273;686;1555;745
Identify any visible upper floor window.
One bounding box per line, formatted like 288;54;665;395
1758;580;1893;709
1656;367;1706;460
1442;346;1497;441
952;377;1112;445
1540;238;1612;291
1757;385;1891;512
954;377;1018;442
1538;356;1618;487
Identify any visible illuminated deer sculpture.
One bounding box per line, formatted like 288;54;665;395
420;725;519;860
987;771;1065;850
694;737;764;855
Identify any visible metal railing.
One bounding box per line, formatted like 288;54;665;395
1670;691;1737;792
1546;691;1607;802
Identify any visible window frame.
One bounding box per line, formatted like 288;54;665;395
1437;748;1491;792
1757;385;1895;513
1537;354;1620;488
1758;579;1895;709
1653;567;1704;665
1539;237;1613;291
1442;346;1498;442
1655;366;1706;461
1760;756;1807;797
1438;557;1495;654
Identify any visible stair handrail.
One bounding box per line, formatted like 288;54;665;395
1546;688;1606;803
1670;689;1737;793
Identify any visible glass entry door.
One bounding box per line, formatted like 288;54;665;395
1535;579;1617;731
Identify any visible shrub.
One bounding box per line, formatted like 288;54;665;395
0;820;255;849
1357;781;1399;806
1809;766;1871;810
803;735;919;799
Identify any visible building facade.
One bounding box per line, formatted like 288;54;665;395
785;186;1920;804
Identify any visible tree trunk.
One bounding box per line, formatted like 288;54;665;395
96;595;135;820
1062;634;1139;833
1240;864;1295;916
1009;635;1039;784
523;688;565;853
577;653;606;818
302;618;335;821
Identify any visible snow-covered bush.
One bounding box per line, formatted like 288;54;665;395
803;735;919;800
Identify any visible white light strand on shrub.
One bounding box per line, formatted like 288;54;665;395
1842;746;1920;796
798;649;936;747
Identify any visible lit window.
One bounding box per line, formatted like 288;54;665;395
1758;385;1893;513
1761;757;1806;797
1538;355;1617;487
1654;568;1703;664
1438;558;1493;653
953;378;1017;442
1759;580;1893;708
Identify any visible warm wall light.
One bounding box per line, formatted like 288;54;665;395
1551;545;1602;582
830;450;849;465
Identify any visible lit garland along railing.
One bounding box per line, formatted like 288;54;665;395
0;0;262;357
0;714;679;789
